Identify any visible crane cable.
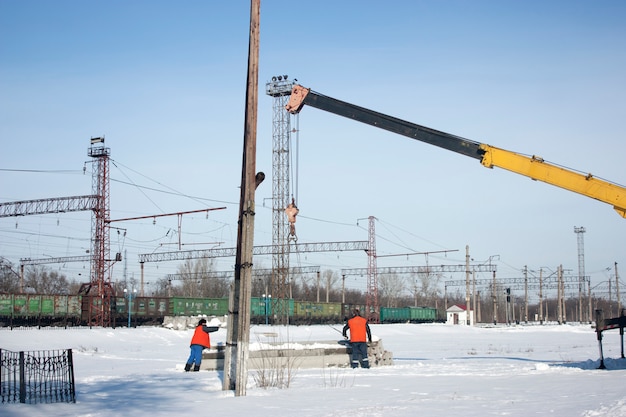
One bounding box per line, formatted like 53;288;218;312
289;112;303;288
286;112;301;243
291;113;299;205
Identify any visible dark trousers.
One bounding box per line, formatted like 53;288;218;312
350;342;370;368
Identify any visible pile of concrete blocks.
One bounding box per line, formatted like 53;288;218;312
199;338;393;371
162;315;225;330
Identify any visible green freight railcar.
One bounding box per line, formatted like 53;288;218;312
0;294;82;326
51;295;82;318
112;296;169;325
0;294;12;317
379;307;411;323
113;296;169;317
380;306;438;323
169;297;229;317
408;306;438;322
342;303;368;320
0;294;13;318
135;297;169;318
293;301;342;323
112;296;126;316
12;294;42;317
251;297;293;323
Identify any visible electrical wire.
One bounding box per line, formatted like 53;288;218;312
110;160;164;213
110;159;237;208
0;169;83;174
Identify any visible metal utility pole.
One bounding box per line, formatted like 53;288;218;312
223;0;261;397
574;226;586;323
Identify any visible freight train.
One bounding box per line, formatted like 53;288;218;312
0;293;439;327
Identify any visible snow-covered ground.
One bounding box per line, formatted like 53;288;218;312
2;322;625;416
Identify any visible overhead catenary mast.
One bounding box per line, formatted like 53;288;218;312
84;137;114;327
0;136;113;326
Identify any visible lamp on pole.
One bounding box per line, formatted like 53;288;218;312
124;287;137;328
262;293;271;325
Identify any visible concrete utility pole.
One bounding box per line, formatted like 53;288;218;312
615;262;621;316
223;0;261;397
465;245;471;325
524;266;529;323
557;265;564;324
539;268;544;323
492;270;497;325
574;226;586;323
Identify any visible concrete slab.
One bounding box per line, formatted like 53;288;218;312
198;339;393;371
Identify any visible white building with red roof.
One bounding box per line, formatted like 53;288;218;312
446;304;474;326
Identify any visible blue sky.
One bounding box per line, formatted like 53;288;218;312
1;1;625;299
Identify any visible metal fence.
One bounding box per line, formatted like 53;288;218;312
0;348;75;404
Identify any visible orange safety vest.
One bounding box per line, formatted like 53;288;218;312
190;325;211;349
347;316;369;343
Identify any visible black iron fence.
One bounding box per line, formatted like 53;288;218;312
0;348;75;404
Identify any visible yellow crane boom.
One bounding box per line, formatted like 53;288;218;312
286;84;626;218
479;144;625;218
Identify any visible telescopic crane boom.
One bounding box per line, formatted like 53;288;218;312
286;85;626;218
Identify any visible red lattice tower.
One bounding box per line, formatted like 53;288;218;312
85;139;114;326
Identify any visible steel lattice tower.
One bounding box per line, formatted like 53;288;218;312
265;75;295;323
87;140;114;326
366;216;379;321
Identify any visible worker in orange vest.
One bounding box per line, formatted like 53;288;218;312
285;198;299;240
185;318;219;372
342;309;372;368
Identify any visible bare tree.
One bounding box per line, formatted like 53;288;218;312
378;273;406;308
0;259;20;293
175;258;221;297
343;288;365;305
23;266;74;294
152;277;173;297
409;271;442;307
322;269;340;302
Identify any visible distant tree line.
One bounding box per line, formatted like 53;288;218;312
1;257;622;322
0;259;82;294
